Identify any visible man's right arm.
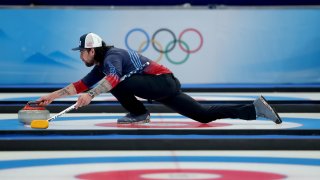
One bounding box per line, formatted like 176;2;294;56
37;83;78;106
38;65;104;106
55;83;78;97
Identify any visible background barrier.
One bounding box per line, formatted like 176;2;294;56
0;6;320;87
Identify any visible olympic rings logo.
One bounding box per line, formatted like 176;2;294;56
125;28;203;65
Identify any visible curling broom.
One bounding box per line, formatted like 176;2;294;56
31;103;76;129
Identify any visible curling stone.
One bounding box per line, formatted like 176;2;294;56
18;101;50;125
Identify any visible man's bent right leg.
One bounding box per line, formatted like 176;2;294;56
110;83;148;116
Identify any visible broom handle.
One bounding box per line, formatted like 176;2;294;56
48;104;76;122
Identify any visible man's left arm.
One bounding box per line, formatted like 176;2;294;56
76;54;122;109
75;76;115;109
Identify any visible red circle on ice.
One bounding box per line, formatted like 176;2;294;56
95;121;231;128
76;169;286;180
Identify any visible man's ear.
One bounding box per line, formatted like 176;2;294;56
90;48;95;55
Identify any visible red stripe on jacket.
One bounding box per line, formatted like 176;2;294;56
72;80;89;93
106;74;120;88
143;61;172;75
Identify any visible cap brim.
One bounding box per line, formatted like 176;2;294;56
72;47;83;51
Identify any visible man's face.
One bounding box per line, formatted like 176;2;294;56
80;49;95;67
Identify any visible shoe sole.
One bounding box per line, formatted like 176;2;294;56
117;116;151;124
117;119;150;124
260;96;282;124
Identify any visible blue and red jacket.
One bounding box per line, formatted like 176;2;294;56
73;47;172;93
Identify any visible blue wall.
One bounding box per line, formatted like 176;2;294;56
0;7;320;87
1;0;320;6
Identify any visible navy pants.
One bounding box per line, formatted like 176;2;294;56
110;74;256;123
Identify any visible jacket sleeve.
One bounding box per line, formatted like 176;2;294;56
72;66;105;93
